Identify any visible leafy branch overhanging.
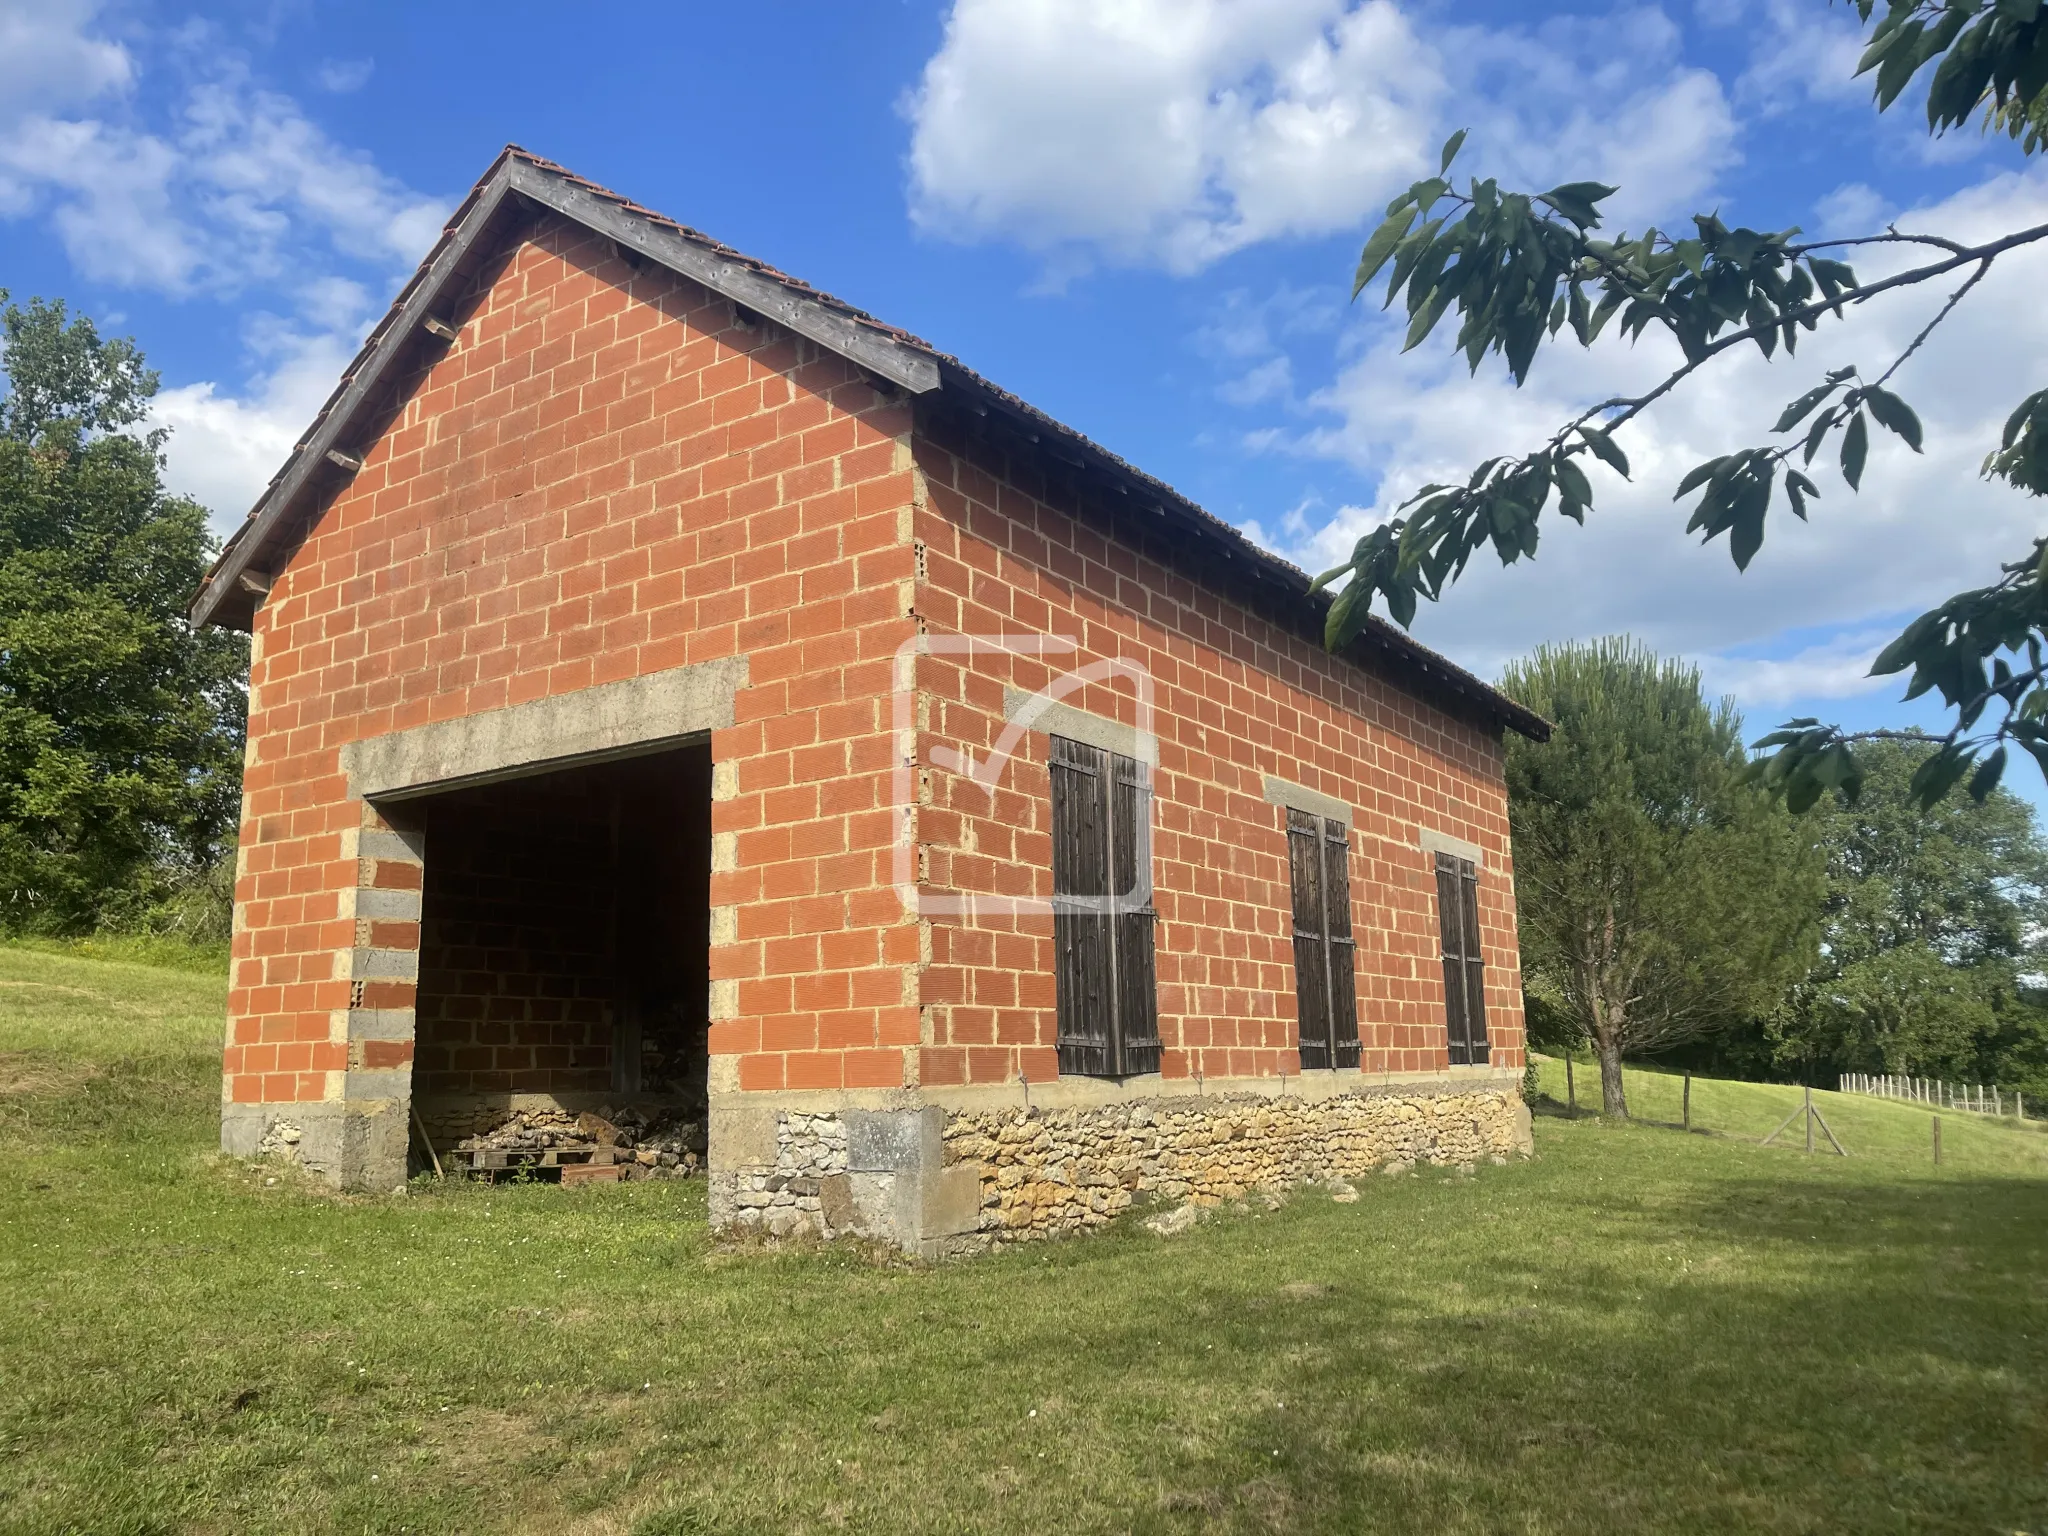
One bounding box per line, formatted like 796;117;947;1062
1315;0;2048;812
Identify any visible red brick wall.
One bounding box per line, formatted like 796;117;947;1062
907;410;1527;1088
225;213;919;1108
224;206;1524;1117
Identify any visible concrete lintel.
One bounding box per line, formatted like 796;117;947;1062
1419;827;1487;870
1262;775;1354;829
1003;687;1157;766
342;656;747;802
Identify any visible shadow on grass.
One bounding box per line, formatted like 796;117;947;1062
1091;1173;2048;1535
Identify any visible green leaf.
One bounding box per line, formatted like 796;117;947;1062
1785;469;1819;521
1402;287;1455;352
1969;744;2008;802
1554;455;1593;507
1864;385;1923;451
1353;208;1419;298
1719;229;1763;268
1909;744;1977;807
2003;390;2047;449
1325;579;1370;651
1581;427;1631;479
1673;456;1726;501
1307;563;1353;594
1840;411;1870;490
1870;614;1937;677
1773;382;1836;434
1440;129;1467;173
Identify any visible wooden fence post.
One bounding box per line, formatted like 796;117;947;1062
1566;1055;1577;1119
1683;1071;1692;1133
1805;1086;1815;1154
1933;1115;1942;1167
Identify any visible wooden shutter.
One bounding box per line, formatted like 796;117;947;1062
1111;753;1160;1076
1457;856;1487;1063
1051;736;1114;1076
1322;818;1361;1068
1287;811;1332;1069
1290;811;1360;1070
1436;851;1488;1065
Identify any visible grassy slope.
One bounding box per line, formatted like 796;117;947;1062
2;946;2045;1536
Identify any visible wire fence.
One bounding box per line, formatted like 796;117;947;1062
1840;1073;2030;1120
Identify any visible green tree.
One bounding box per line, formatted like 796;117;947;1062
1772;737;2048;1081
1500;639;1823;1118
1316;3;2048;810
0;294;247;934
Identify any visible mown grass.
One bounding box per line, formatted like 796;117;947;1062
2;944;2045;1535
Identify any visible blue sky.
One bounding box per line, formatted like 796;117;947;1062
3;0;2045;795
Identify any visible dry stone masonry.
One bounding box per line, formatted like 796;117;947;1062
944;1084;1530;1241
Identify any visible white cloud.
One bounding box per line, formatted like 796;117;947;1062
1716;0;1868;116
0;0;131;124
0;6;445;525
904;0;1740;273
906;0;1444;272
0;75;448;297
1812;181;1892;237
0;6;446;299
154;312;363;522
1698;629;1900;707
1258;163;2048;704
1442;7;1739;230
313;58;374;94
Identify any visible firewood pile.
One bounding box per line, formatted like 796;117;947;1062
449;1106;706;1182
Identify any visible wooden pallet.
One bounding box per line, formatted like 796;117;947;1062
450;1145;613;1180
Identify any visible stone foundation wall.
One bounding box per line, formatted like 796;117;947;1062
706;1085;1532;1253
708;1111;851;1239
942;1085;1531;1241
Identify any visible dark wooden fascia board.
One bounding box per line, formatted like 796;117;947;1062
189;164;524;630
506;161;940;397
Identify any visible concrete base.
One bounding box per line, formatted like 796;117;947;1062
707;1103;983;1258
221;1099;410;1191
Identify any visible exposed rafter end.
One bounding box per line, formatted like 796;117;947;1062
423;317;459;341
237;570;273;597
325;449;364;473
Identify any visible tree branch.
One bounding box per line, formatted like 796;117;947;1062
1570;219;2048;446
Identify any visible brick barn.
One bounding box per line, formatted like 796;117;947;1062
192;148;1547;1254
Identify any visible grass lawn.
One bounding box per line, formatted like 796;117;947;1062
3;946;2046;1534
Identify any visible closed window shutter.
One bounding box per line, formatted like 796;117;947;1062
1049;734;1158;1077
1322;818;1362;1068
1436;850;1487;1064
1051;736;1114;1076
1112;754;1160;1075
1458;857;1488;1063
1287;810;1331;1069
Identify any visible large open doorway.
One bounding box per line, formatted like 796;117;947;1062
400;740;712;1178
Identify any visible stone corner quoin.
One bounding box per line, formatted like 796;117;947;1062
201;152;1537;1257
